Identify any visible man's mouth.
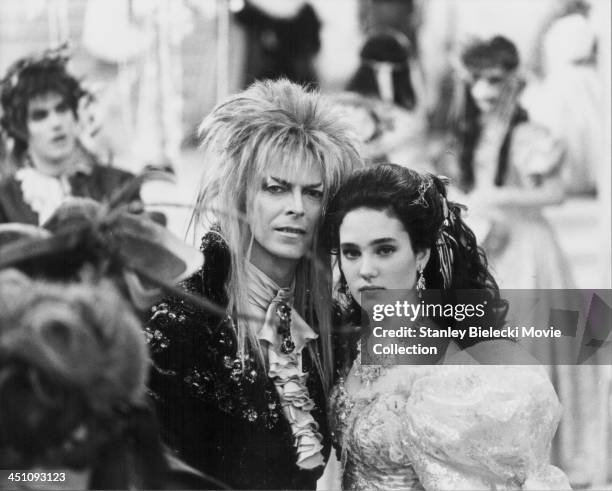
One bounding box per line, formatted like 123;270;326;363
275;227;306;235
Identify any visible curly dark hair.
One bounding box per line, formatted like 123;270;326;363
347;29;417;110
455;36;528;191
0;49;85;161
324;164;507;335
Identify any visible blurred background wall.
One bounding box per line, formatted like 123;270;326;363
1;0;610;288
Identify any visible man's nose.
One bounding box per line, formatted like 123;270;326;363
48;110;64;127
287;188;305;216
472;79;493;99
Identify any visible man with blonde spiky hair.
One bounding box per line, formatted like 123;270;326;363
147;78;362;489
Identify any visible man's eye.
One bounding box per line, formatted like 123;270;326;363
377;246;396;256
341;249;360;260
56;102;70;113
304;189;323;199
264;184;286;194
29;110;48;121
488;77;503;85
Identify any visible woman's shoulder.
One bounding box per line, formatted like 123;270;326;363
513;120;558;145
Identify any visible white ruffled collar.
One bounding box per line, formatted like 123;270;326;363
246;262;324;469
246;262;317;352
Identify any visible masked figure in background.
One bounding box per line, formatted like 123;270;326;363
145;79;361;489
0;271;221;489
0;47;137;225
333;29;430;170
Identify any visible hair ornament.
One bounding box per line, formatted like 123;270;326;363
435;176;457;289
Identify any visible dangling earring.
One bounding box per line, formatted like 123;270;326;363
416;266;426;298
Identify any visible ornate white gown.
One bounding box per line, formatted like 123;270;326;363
329;345;570;491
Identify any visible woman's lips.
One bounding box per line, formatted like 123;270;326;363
358;285;385;292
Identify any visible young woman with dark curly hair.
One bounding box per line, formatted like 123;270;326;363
324;164;570;491
145;78;362;489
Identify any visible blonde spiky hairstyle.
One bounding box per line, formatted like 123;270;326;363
192;79;362;389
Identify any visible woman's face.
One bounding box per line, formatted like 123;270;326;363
249;162;324;277
468;66;514;115
339;207;429;306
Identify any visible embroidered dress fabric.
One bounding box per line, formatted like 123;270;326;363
247;263;325;470
329;344;571;490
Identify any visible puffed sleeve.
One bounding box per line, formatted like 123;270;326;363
510;123;566;185
403;365;571;490
145;230;230;385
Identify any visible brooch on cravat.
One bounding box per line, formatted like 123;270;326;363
276;301;295;354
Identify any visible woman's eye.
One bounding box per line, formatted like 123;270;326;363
376;246;396;256
304;189;323;199
341;249;360;260
56;102;70;113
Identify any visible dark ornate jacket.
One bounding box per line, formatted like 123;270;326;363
145;232;331;490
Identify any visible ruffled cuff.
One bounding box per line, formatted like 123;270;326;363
268;348;325;470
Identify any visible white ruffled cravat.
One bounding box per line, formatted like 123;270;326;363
246;262;325;470
15;167;72;225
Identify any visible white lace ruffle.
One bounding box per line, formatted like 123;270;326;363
268;348;325;469
15;168;71;224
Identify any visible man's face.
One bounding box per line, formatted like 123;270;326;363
248;162;324;277
468;67;514;115
26;92;78;169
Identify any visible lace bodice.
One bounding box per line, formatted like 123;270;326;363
329;347;571;490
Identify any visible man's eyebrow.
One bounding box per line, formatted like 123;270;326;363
269;176;323;188
269;176;290;186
